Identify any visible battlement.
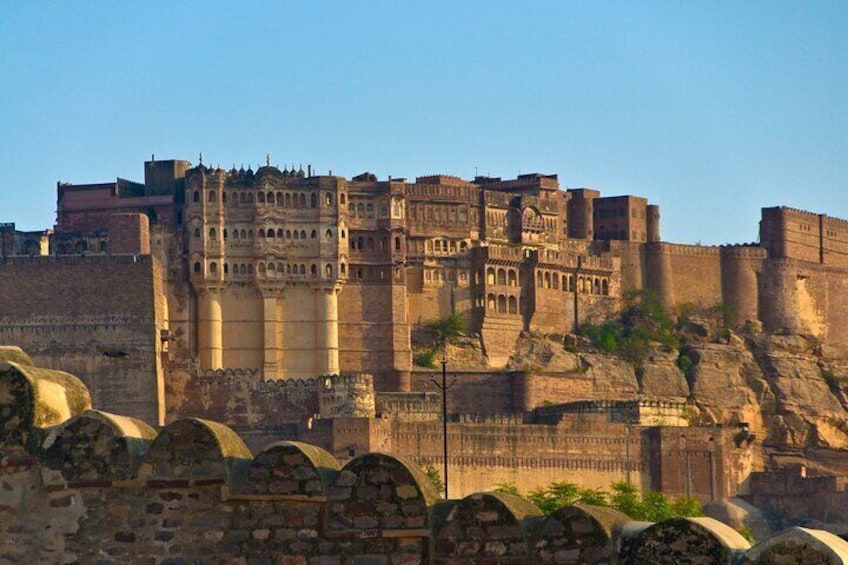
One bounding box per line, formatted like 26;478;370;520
3;362;848;563
414;174;471;186
648;242;724;257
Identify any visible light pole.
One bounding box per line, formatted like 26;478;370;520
680;433;691;498
708;435;716;502
431;345;455;498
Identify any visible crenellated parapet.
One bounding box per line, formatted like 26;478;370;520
3;365;848;564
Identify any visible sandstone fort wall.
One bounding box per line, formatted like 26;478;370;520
0;255;165;425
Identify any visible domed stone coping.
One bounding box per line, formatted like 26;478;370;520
326;452;440;533
623;516;751;565
740;527;848;564
433;491;544;562
239;440;340;496
0;360;92;451
136;418;252;484
533;503;632;564
0;346;33;366
41;410;156;482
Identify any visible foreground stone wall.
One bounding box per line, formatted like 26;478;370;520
3;364;848;564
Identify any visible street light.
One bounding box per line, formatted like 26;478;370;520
430;344;455;498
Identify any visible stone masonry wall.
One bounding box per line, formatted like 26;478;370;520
0;255;165;425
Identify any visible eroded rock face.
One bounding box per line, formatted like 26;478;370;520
493;330;848;475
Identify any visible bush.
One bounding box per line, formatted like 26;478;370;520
413;349;437;368
677;353;694;374
498;479;703;519
420;460;444;495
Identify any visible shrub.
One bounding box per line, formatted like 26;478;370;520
413;349;437;368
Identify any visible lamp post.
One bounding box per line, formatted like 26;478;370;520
431;344;456;498
680;433;691;498
708;435;716;502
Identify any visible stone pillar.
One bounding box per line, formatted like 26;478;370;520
197;287;223;370
315;285;340;375
262;292;281;379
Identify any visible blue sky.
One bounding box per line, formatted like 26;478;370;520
1;1;846;244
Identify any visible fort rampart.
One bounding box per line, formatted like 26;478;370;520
3;358;848;564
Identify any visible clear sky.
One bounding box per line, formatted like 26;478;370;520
1;1;846;245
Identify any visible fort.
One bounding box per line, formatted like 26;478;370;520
1;156;848;510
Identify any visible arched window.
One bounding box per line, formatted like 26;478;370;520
258;192;265;203
300;230;307;239
498;295;507;313
508;270;517;286
267;229;274;238
224;263;229;274
356;268;363;280
267;191;274;203
240;229;247;239
311;264;317;276
210;262;218;274
193;191;200;203
366;203;374;217
357;203;364;217
340;263;346;275
497;268;507;286
537;272;544;287
285;193;291;208
299;264;305;275
293;230;300;240
240;264;247;275
326;229;333;240
594;278;601;294
568;275;575;292
247;193;254;203
268;263;276;276
508;296;518;314
193;228;200;238
487;268;495;285
552;274;559;290
258;263;266;276
325;192;333;205
341;229;346;239
277;262;284;274
395;237;401;251
193;261;201;273
325;264;333;278
602;279;609;295
258;229;265;239
340;193;346;205
286;229;292;239
247;264;254;275
276;192;283;206
311;230;317;239
223;229;228;239
240;192;246;204
487;294;496;310
299;193;306;208
248;230;253;239
209;228;217;239
310;193;317;208
276;228;283;238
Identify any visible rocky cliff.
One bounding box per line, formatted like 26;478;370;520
492;323;848;477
